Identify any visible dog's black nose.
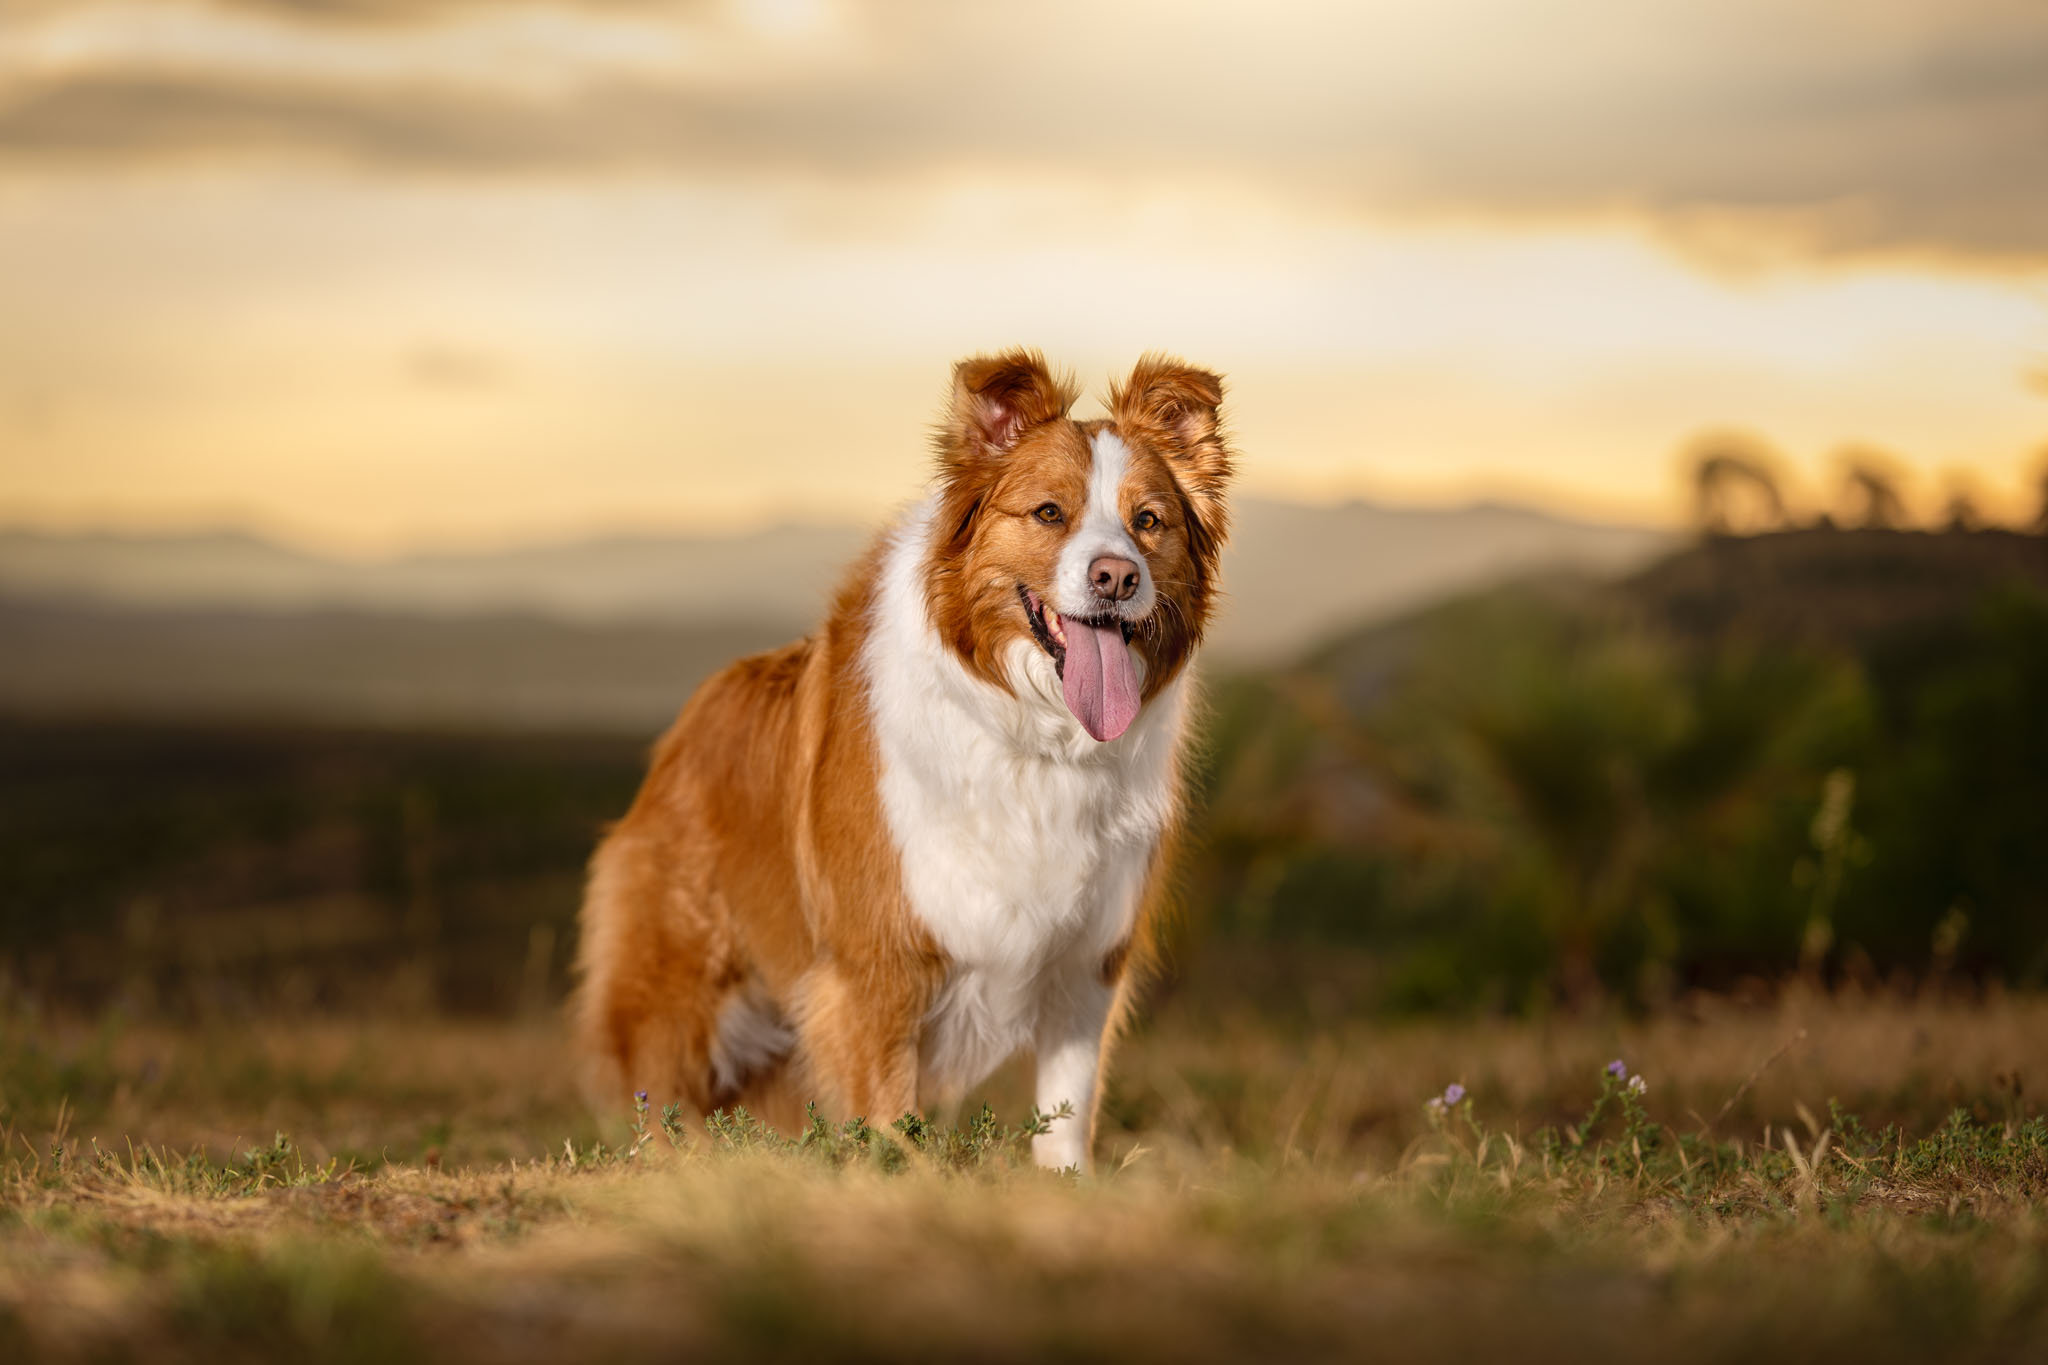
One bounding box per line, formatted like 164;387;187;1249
1089;556;1141;603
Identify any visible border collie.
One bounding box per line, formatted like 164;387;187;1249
573;350;1232;1169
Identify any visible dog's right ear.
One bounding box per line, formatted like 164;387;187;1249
938;349;1078;463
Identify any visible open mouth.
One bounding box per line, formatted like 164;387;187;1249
1018;586;1145;743
1018;586;1134;679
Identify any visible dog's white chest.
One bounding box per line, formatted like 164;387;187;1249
861;501;1186;1094
884;742;1168;1090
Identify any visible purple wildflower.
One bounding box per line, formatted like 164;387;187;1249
1606;1059;1627;1079
634;1090;649;1105
1442;1083;1466;1106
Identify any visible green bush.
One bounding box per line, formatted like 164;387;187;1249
1189;571;2048;1010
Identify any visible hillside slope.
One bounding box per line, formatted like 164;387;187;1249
1189;526;2048;1005
0;599;796;734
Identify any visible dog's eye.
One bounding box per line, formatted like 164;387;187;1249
1034;503;1063;524
1133;509;1161;531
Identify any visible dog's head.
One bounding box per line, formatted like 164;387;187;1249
925;349;1233;741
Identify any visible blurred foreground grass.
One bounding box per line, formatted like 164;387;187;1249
2;988;2045;1363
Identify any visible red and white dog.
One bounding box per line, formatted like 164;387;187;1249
572;350;1232;1169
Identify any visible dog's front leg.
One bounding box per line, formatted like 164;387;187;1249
796;960;925;1127
1030;977;1116;1172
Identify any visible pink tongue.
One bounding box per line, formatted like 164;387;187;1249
1059;615;1141;742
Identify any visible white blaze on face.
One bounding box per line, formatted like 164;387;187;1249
1054;429;1155;620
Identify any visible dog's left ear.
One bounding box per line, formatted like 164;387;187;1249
1111;354;1233;537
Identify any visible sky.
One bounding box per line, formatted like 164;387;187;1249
1;0;2045;552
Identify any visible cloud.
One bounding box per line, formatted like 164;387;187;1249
402;342;510;390
1;0;2045;268
3;0;692;24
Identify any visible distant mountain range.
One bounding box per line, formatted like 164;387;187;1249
0;499;1671;731
0;521;873;631
2;499;1668;656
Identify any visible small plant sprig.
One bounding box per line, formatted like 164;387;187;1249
1419;1060;1665;1188
626;1090;654;1159
1422;1082;1473;1136
1562;1059;1655;1155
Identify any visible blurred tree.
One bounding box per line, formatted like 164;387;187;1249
1688;435;1787;534
1849;591;2048;982
1837;453;1910;529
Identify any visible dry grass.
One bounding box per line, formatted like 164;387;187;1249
2;988;2045;1363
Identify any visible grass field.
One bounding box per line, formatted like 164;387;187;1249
2;987;2044;1363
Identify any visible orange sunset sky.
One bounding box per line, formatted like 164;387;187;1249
1;0;2044;552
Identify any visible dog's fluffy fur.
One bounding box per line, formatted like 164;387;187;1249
571;350;1232;1168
